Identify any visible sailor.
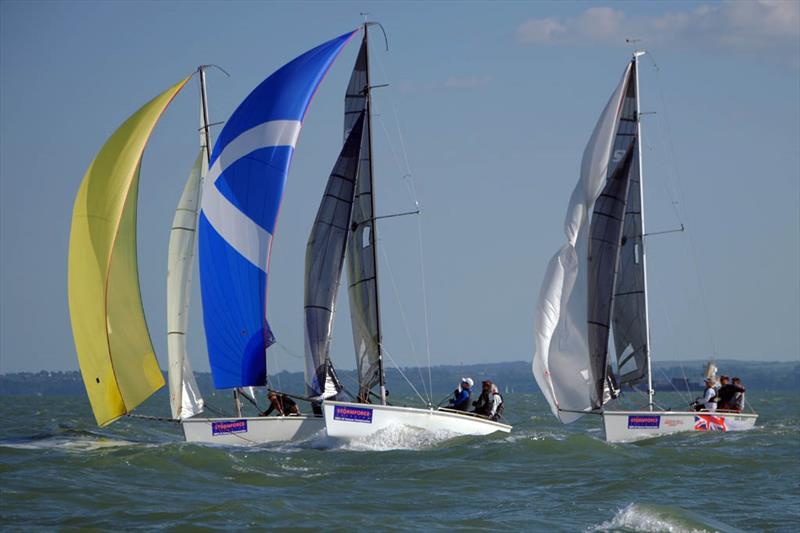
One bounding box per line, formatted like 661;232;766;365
448;377;473;411
691;378;717;412
472;380;493;417
717;377;746;411
261;391;300;417
489;383;504;422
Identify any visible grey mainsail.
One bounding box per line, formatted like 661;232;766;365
303;112;366;400
611;61;650;387
587;141;636;409
345;32;384;401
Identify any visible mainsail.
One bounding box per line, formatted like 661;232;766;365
167;149;206;420
68;76;191;426
304;112;366;400
198;31;356;389
587;142;635;407
345;31;384;400
532;63;632;423
611;61;650;387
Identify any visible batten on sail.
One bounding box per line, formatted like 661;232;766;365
304;112;366;400
167;150;206;420
69;76;191;426
198;31;357;390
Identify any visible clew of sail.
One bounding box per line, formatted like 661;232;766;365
69;76;191;426
198;31;357;389
167;149;206;420
304;112;366;400
532;64;632;423
345;33;383;399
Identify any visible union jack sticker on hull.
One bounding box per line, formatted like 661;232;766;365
694;415;727;432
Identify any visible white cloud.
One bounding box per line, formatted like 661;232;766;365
515;1;800;55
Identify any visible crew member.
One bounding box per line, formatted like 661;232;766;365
718;377;746;411
691;378;717;412
262;391;300;416
473;380;493;417
448;377;473;411
489;383;504;421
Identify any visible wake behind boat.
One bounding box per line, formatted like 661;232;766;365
531;50;758;443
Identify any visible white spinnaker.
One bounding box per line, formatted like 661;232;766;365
167;150;206;420
532;65;631;423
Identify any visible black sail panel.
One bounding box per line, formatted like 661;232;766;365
587;142;636;409
344;35;383;398
304;112;366;399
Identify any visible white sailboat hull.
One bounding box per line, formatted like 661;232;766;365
602;410;758;443
181;416;324;446
323;401;511;439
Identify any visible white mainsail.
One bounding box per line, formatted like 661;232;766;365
167;149;206;420
532;64;632;423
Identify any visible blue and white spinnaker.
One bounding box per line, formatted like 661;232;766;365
198;30;357;389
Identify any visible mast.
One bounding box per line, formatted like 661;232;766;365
363;23;387;405
633;51;655;410
198;66;212;164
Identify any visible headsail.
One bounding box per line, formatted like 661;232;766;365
345;32;384;400
304;112;366;400
532;64;632;423
198;31;356;389
68;76;191;426
167;149;206;420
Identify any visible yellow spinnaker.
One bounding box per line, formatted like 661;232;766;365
68;76;191;426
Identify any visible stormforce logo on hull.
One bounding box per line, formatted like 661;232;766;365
333;406;373;423
627;415;660;429
212;419;248;435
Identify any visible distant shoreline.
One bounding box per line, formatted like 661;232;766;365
1;360;797;396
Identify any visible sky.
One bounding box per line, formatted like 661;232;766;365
1;1;798;377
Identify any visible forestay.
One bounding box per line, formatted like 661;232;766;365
198;31;356;389
344;34;383;398
304;112;366;400
167;149;205;420
68;76;191;426
532;64;632;423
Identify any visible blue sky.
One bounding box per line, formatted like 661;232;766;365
1;1;798;375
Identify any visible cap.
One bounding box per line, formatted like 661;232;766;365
461;377;474;388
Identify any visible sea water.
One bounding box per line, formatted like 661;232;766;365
1;391;798;531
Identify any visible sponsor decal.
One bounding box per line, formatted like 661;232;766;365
694;415;727;432
663;418;684;427
333;405;373;424
212;419;248;436
628;415;661;429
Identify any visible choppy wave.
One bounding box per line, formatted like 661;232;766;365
591;503;743;533
312;422;459;451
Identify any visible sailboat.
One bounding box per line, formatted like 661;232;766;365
319;24;512;440
532;51;758;443
69;31;360;445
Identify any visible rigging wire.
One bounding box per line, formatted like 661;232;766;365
379;244;431;403
645;52;719;360
372;50;435;400
379;343;430;406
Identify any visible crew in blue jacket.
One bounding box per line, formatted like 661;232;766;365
449;377;474;411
